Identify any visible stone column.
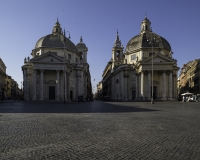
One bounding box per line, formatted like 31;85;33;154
173;72;177;99
23;69;27;100
113;75;116;100
112;75;114;99
76;70;81;98
169;71;172;98
120;72;124;100
141;71;144;98
148;71;151;99
63;71;67;101
123;74;129;100
40;70;44;100
163;71;166;99
67;73;70;101
56;70;60;100
32;69;37;100
135;73;138;100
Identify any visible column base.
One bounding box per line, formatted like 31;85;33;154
161;98;167;100
32;97;37;100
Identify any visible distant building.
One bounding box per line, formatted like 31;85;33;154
0;58;6;99
178;59;200;95
96;81;102;99
22;19;92;101
100;16;179;101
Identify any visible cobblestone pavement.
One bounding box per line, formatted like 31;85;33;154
0;100;200;160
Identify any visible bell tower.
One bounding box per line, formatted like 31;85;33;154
76;36;88;63
112;30;124;69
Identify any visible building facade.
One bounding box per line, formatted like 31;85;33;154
178;59;200;96
0;58;6;99
101;17;179;101
22;19;92;101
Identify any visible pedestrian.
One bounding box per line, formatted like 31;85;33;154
182;96;185;102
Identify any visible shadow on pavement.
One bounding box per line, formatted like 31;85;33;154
0;100;159;113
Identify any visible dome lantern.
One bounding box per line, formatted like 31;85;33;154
52;18;62;35
140;15;152;34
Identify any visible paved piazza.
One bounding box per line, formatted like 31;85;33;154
0;100;200;160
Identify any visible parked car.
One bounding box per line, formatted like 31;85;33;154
77;96;84;102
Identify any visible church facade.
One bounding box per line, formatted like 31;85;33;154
22;20;92;101
101;17;179;101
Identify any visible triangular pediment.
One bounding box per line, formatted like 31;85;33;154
142;54;174;63
30;51;65;63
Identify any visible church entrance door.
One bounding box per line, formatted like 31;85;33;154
49;86;55;100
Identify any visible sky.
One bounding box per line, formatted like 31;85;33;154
0;0;200;93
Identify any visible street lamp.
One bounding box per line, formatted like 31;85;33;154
147;34;159;104
63;29;70;104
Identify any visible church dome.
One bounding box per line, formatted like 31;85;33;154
125;32;171;52
125;17;171;52
35;19;78;52
35;34;78;52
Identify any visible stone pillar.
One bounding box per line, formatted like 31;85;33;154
63;71;67;101
23;69;28;100
135;73;139;100
113;75;115;100
56;70;60;100
67;73;70;101
40;70;44;100
123;74;129;100
148;71;151;99
120;72;124;100
32;69;37;100
169;71;172;98
163;71;166;99
173;72;177;99
112;75;115;99
141;71;144;98
76;70;81;98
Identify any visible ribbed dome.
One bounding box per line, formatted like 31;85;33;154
125;32;171;52
35;34;78;52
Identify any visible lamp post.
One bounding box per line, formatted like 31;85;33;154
63;30;70;104
147;35;159;104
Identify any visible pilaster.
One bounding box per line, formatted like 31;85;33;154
40;70;44;100
32;69;37;100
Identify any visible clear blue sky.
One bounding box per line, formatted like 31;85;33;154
0;0;200;92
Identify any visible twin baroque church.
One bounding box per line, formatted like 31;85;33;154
101;17;179;100
22;20;92;101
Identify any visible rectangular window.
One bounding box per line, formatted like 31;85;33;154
131;54;136;60
68;54;71;60
149;52;155;57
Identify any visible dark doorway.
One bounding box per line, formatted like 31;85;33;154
70;90;73;100
49;86;55;100
132;90;136;100
151;86;157;99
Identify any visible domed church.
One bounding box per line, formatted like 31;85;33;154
101;16;179;100
22;19;92;101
